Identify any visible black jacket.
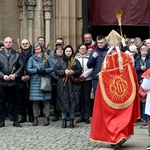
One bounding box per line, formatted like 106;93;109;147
0;49;24;86
54;57;82;112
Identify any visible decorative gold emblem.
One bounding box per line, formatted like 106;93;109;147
110;76;128;100
99;65;136;109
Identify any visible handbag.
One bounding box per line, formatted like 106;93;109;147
40;76;52;92
71;76;80;83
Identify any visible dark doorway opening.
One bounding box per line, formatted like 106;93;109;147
91;26;149;41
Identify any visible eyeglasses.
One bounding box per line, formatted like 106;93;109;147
22;43;29;45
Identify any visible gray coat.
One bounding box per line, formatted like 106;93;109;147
27;54;54;101
54;57;82;112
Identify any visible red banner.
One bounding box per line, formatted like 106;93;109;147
91;0;149;26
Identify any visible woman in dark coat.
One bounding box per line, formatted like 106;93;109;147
54;45;82;128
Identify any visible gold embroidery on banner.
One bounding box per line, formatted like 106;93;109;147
110;76;128;99
101;59;133;72
106;58;110;68
99;64;136;109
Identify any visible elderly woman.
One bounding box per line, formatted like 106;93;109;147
27;43;54;126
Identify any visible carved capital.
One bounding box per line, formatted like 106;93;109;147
25;0;36;19
24;0;36;7
17;0;23;8
43;0;53;12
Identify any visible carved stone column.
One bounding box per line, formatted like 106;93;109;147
43;0;53;45
17;0;23;40
25;0;36;43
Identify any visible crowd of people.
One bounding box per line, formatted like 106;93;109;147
0;32;150;149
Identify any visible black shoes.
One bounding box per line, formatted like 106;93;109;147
43;117;50;126
0;121;22;127
114;138;126;150
19;117;27;123
0;122;5;127
69;119;74;128
32;117;38;126
76;117;85;123
13;121;22;127
62;119;74;128
62;119;67;128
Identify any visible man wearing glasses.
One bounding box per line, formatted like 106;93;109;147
19;39;33;123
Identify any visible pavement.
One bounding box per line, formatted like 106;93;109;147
0;117;149;150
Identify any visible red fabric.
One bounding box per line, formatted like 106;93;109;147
141;68;150;79
88;45;95;50
90;52;140;144
91;0;149;26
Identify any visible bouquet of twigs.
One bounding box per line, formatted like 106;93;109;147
63;57;76;86
42;40;52;67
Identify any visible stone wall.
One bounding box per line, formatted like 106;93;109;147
0;0;83;50
0;0;20;49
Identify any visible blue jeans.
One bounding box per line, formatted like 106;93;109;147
62;107;74;119
142;102;147;121
92;79;98;94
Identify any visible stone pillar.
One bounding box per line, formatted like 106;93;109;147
43;0;53;46
51;0;82;49
17;0;23;40
25;0;36;43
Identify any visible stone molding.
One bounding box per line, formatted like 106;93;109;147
17;0;23;21
17;0;23;8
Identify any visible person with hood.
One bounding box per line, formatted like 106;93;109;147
87;35;109;94
54;45;82;128
50;45;63;122
27;42;54;126
129;44;139;61
19;39;33;123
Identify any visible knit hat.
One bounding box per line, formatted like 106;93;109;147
0;41;4;48
129;45;138;53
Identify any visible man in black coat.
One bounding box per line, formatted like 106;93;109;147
0;37;24;127
19;39;33;123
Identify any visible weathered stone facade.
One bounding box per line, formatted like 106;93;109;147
0;0;83;49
